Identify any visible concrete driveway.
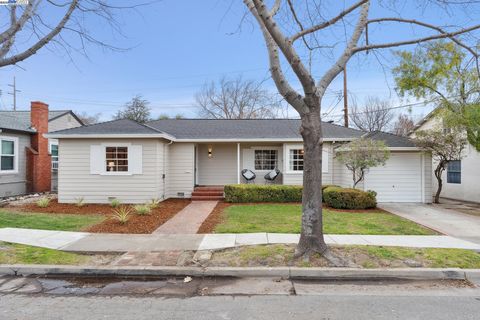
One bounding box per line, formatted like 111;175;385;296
379;203;480;245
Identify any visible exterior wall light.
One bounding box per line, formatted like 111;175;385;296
208;146;213;158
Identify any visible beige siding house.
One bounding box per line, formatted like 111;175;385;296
413;111;479;203
47;119;432;204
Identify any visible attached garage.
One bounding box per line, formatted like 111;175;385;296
364;152;423;203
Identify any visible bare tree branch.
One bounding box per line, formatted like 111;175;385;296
290;0;368;43
353;23;480;53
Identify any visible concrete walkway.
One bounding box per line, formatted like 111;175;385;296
1;228;479;253
380;203;480;244
153;201;218;234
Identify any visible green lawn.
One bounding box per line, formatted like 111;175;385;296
0;242;87;265
214;204;437;235
0;210;104;265
210;244;480;268
0;210;104;231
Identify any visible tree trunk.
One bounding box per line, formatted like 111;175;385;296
434;163;445;204
295;110;328;258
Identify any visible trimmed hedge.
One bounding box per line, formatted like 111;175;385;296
224;184;302;203
323;186;377;209
224;184;377;209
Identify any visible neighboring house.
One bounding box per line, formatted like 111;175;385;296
0;101;83;197
413;110;479;203
46;119;432;204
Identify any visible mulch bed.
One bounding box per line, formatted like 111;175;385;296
197;201;232;234
7;199;191;234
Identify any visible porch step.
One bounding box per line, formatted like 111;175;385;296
191;195;224;201
194;186;224;192
191;191;224;197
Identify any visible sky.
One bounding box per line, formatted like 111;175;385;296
0;0;478;124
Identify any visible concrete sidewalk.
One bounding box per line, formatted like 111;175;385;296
380;203;480;244
1;228;480;253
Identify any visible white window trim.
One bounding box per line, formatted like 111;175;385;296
100;143;133;176
0;136;19;175
251;146;281;172
48;139;59;155
284;144;329;174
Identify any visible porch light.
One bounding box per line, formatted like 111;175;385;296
208;146;213;158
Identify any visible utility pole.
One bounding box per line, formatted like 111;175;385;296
8;76;20;111
343;67;348;128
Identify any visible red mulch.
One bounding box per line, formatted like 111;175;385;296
7;199;191;234
197;202;232;234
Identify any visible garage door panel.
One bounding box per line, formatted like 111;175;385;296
364;153;422;202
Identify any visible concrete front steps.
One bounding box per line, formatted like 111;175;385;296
191;186;224;201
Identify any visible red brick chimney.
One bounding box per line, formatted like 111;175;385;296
26;101;51;193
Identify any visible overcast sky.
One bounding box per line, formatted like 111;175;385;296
1;0;478;124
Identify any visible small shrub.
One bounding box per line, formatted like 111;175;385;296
224;184;302;203
110;198;121;208
134;204;151;215
323;186;377;210
75;197;85;207
111;206;132;224
36;197;50;208
149;198;161;209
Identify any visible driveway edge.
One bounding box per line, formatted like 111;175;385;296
0;264;477;281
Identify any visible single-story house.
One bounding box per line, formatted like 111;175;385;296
0;101;83;197
46;118;432;204
412;109;479;203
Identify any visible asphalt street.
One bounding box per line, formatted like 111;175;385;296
1;277;479;320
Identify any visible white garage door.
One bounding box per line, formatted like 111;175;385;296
364;153;422;202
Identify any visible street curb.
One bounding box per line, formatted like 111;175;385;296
0;265;478;281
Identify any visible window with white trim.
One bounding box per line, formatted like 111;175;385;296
50;144;59;171
106;146;128;172
447;160;461;184
0;138;16;172
289;149;304;171
254;149;278;170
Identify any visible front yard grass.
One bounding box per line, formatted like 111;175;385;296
0;242;88;265
0;210;104;231
213;204;437;235
210;244;480;268
0;210;106;265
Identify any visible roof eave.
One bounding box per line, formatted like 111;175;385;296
44;133;177;140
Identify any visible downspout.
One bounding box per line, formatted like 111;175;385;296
163;139;174;199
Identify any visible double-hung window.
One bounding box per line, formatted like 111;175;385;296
106;147;129;172
50;144;59;171
0;138;16;173
254;150;278;170
289;149;304;171
447;160;461;184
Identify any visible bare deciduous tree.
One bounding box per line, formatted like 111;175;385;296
392;113;416;136
0;0;146;67
244;0;480;260
196;76;281;119
76;111;101;125
350;96;395;132
114;95;151;123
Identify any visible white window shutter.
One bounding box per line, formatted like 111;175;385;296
90;145;104;174
129;145;143;174
322;150;329;173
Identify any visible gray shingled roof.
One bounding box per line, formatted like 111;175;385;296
49;119;164;135
364;131;417;147
0;110;76;133
146;119;364;140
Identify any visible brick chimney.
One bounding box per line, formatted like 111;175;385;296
26;101;51;193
